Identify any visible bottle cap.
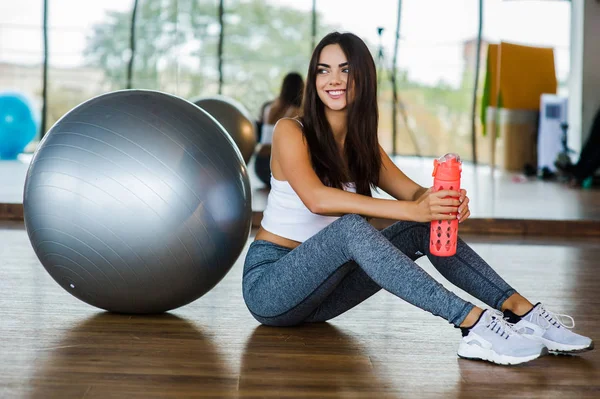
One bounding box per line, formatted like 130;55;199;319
432;153;462;180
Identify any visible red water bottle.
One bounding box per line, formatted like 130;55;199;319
430;153;462;257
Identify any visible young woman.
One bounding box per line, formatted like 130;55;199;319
254;72;305;187
242;32;593;365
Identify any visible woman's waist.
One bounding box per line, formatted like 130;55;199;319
254;226;300;250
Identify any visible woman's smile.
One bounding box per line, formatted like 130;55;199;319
326;89;346;99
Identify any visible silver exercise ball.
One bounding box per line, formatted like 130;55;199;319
23;90;252;314
193;96;257;164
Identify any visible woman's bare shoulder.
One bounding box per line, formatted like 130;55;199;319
273;117;304;141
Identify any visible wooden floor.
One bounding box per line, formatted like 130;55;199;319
1;221;599;398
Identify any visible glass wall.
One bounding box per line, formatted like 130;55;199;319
126;0;221;99
221;0;314;119
476;0;571;165
0;0;572;160
483;0;570;92
391;0;479;160
0;0;44;144
46;1;134;134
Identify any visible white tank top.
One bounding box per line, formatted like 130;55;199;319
261;177;356;242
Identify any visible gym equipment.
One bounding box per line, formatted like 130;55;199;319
193;95;257;164
0;92;37;159
23;90;252;314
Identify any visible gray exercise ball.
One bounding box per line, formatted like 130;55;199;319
23;89;252;314
192;95;257;164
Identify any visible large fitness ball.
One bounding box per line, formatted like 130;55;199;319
193;96;256;164
0;92;38;159
23;90;252;314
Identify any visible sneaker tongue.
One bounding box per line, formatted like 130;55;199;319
523;303;544;321
480;310;496;325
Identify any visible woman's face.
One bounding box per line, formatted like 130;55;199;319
316;44;350;112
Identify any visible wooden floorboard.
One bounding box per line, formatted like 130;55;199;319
0;203;23;221
1;221;599;398
368;217;600;237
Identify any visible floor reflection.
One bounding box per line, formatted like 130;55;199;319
239;323;399;398
29;312;236;398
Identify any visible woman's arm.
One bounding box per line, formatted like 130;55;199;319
377;146;472;223
377;145;428;201
271;120;459;222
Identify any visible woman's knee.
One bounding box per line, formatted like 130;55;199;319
250;311;304;327
338;214;373;231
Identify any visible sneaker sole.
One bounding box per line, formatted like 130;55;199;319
457;342;548;365
521;334;595;354
539;337;594;354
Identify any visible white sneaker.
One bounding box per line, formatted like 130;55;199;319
457;309;547;365
504;303;594;354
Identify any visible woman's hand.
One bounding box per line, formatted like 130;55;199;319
413;187;461;222
457;189;470;223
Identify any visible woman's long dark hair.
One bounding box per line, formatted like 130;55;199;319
301;32;381;196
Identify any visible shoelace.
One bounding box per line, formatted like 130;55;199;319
532;305;575;329
486;310;518;339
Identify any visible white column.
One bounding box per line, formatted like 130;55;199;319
568;0;600;157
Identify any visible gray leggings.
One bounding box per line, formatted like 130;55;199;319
242;214;516;327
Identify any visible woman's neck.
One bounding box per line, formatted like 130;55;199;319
325;107;347;147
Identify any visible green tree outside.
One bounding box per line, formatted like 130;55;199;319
82;0;475;160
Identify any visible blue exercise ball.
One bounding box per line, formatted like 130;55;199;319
0;92;38;160
23;90;252;314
